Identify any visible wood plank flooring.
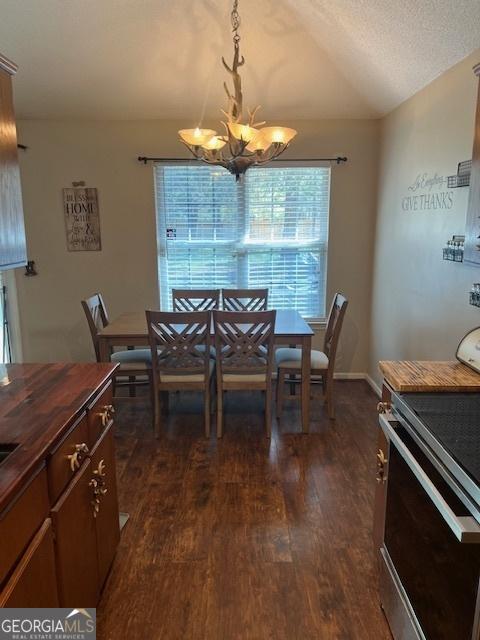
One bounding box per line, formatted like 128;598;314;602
97;381;392;640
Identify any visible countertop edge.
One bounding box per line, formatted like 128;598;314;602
379;360;480;392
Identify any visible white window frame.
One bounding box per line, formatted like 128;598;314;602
154;160;330;322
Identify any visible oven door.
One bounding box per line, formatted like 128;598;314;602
379;413;480;640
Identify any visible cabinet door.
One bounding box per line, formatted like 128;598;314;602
90;422;120;589
0;67;26;269
373;427;390;552
51;458;99;607
0;519;59;607
373;383;393;551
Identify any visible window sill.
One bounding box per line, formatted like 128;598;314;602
306;318;327;328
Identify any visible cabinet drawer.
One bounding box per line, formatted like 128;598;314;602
48;413;90;504
87;383;114;448
0;467;49;587
0;518;59;607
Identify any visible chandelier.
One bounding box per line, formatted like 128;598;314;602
178;0;297;180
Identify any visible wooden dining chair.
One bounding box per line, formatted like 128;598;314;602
146;310;214;438
172;289;220;312
81;293;151;397
221;288;268;312
213;309;276;438
275;293;348;420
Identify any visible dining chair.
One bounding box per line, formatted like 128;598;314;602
172;289;220;312
221;288;268;312
81;293;151;397
275;293;348;420
146;310;214;438
213;309;276;438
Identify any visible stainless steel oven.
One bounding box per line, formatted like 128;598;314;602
378;407;480;640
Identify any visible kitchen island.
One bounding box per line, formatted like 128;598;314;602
0;362;119;607
375;360;480;640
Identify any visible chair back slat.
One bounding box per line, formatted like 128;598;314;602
172;289;220;312
146;310;211;381
81;293;109;361
214;310;276;376
323;293;348;364
221;288;268;312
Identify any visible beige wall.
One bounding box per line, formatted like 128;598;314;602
369;50;480;387
15;118;378;371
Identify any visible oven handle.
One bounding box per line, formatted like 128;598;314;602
379;413;480;544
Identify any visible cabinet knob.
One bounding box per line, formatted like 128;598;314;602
376;448;388;484
90;459;108;516
377;401;391;415
93;459;106;478
97;404;115;427
67;442;89;472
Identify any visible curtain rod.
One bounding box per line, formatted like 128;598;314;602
137;156;347;165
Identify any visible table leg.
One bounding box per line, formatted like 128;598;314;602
288;343;296;396
301;335;311;434
98;337;111;363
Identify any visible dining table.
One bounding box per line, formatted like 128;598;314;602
97;309;314;433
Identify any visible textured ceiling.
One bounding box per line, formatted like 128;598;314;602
0;0;479;121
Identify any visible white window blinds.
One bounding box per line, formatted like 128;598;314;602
154;164;330;318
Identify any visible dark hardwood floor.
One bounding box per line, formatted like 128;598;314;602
97;380;392;640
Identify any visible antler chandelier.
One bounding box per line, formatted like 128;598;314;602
178;0;297;180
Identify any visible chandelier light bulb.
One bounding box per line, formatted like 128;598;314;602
179;128;217;146
202;136;227;151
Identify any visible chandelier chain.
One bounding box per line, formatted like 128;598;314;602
231;0;241;49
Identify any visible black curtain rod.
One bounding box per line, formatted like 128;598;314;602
137;156;347;165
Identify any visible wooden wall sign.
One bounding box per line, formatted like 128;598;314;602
63;186;101;251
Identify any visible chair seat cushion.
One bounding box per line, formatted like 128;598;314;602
111;348;152;364
275;348;329;370
159;359;215;383
223;372;267;382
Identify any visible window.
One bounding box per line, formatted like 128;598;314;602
154;164;330;318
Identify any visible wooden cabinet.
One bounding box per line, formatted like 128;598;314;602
90;423;120;589
51;458;99;607
0;367;119;609
0;54;26;270
0;519;59;607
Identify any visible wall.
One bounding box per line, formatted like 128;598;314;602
15;118;378;371
369;50;480;387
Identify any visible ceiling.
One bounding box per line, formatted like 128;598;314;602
0;0;479;121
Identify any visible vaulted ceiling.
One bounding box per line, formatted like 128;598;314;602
0;0;479;121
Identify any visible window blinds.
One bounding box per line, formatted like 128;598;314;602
154;164;330;318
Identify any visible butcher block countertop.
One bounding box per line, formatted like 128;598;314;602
379;360;480;392
0;362;117;513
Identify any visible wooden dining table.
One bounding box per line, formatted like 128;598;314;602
97;309;314;433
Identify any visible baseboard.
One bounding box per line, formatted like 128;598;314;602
333;372;367;380
365;374;382;397
334;372;382;397
275;370;382;397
